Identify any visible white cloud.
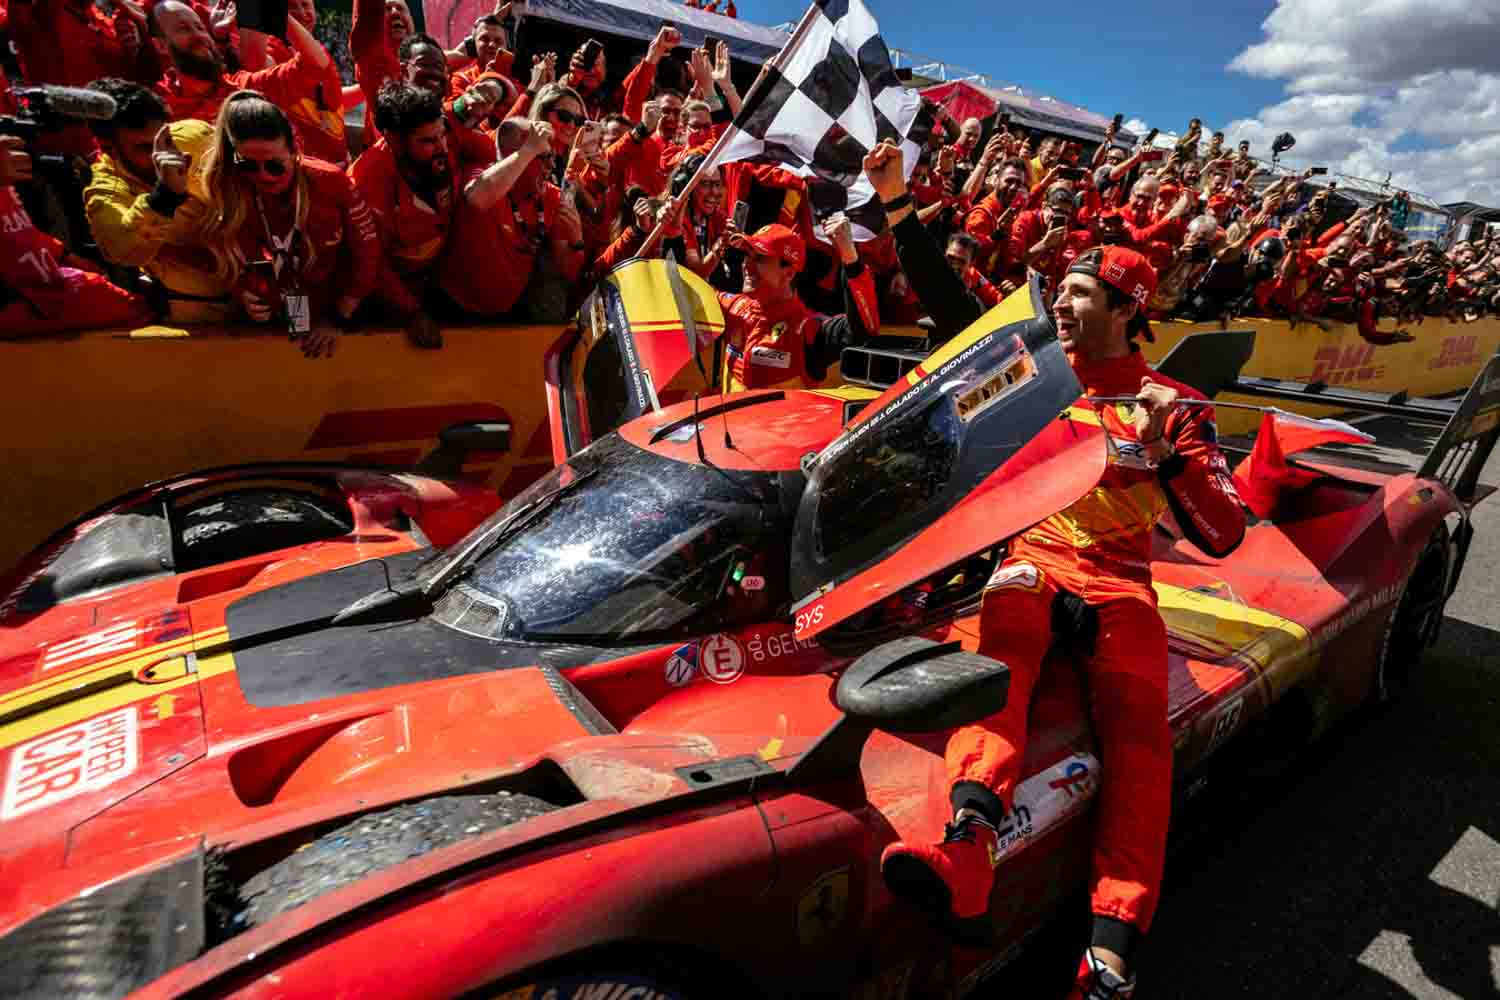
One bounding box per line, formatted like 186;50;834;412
1221;0;1500;205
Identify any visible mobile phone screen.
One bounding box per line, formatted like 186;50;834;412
733;200;751;232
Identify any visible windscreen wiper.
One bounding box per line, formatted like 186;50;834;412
330;467;599;627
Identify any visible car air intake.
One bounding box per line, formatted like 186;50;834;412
840;339;929;390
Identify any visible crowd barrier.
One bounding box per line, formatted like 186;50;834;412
4;311;1495;574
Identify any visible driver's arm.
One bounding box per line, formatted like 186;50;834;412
890;212;985;342
1159;399;1247;556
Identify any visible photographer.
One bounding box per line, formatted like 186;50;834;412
81;78;228;322
5;0;159;156
1007;182;1094;291
1147;214;1224;316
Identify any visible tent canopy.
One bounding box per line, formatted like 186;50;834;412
422;0;789;63
921;79;1136;146
1444;201;1500;223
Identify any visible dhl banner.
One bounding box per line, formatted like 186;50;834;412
1143;315;1500;436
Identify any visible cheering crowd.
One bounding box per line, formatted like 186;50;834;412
2;0;1498;358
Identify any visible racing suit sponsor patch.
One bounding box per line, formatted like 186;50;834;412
1106;435;1155;470
985;561;1043;593
749;345;792;369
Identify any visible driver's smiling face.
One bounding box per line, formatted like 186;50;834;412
1052;273;1127;359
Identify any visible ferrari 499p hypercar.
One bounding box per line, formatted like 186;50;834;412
1;264;1496;1000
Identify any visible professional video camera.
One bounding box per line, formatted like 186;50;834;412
0;84;118;175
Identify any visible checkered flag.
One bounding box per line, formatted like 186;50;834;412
716;0;933;239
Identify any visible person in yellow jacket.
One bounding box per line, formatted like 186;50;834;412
82;78;228;323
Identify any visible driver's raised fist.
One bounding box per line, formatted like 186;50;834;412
862;140;906;203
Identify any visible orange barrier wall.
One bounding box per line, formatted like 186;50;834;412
0;324;563;574
1144;315;1500;435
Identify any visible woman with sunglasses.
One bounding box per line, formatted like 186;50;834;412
529;84;586;182
197;91;380;358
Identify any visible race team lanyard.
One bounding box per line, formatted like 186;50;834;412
255;185;310;335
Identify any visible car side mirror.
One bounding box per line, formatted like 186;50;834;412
414;421;512;478
836;637;1010;731
787;637;1009;785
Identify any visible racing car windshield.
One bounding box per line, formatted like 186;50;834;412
442;435;787;642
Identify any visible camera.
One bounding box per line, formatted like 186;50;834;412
1187;242;1212;263
0;85;118;176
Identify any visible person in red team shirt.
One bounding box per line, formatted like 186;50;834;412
256;0;350;165
349;80;470;348
397;36;499;171
349;0;479;141
448;12;517;95
196;92;380;358
0;183;152;334
945;232;1002;309
438;118;585;320
1007;183;1094;291
718;218;879;392
865;139;1245;1000
608;87;686;198
965;157;1028;278
149;0;336;133
0;143;151;335
665;154;732;284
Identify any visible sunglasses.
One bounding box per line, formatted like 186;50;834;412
234;154;289;178
548;107;584;126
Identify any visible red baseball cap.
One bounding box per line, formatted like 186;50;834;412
730;223;806;273
1067;245;1159;341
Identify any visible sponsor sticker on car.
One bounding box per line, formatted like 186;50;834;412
699;634;746;684
2;707;139;820
664;643;699;687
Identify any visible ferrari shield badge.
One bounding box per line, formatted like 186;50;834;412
796;867;850;949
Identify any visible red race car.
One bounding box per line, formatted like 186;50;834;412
0;265;1495;1000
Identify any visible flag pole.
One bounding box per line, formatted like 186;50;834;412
639;1;825;256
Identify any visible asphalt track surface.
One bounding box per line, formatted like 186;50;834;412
984;415;1500;999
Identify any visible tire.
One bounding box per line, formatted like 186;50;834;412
235;792;557;929
1376;528;1450;703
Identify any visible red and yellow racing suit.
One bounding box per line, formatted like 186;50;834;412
718;263;879;392
949;348;1245;937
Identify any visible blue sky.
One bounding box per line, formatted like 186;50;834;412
738;0;1500;204
747;0;1285;131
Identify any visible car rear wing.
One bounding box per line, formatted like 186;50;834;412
1415;352;1500;504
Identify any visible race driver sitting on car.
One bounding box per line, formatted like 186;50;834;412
718;213;879;392
862;139;1247;1000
